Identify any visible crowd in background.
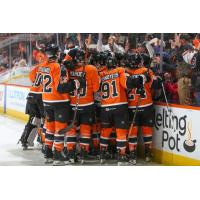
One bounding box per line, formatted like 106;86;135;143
0;33;200;106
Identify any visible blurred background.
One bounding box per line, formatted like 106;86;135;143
0;33;199;106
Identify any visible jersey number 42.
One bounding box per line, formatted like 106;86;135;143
34;72;52;93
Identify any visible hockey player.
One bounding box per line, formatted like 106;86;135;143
18;62;45;150
63;48;100;164
32;44;77;165
98;56;142;165
89;51;110;156
126;53;161;165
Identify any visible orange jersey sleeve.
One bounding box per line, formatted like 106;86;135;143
118;67;127;89
29;64;39;83
90;66;101;93
29;64;43;93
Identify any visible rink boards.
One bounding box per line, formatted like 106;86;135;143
153;102;200;165
0;84;29;121
1;84;200;165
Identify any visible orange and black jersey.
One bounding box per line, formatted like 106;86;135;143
69;65;100;107
99;67;128;107
126;67;154;108
32;60;70;103
29;63;45;94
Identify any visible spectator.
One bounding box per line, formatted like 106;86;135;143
191;51;200;106
0;51;8;68
176;62;192;105
97;33;125;54
193;34;200;50
163;72;179;103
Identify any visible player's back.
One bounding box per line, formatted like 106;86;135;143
69;65;100;107
36;61;70;103
99;67;128;107
126;67;154;108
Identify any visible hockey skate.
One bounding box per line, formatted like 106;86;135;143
80;147;88;165
117;150;129;166
44;145;53;164
100;147;107;165
53;150;65;166
145;145;152;162
18;122;36;150
41;143;46;154
65;150;78;165
108;145;117;160
129;150;137;165
21;142;28;150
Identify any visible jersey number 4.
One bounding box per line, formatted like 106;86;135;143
34;73;52;93
101;80;118;99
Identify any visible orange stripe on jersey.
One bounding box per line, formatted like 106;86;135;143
69;65;100;106
35;61;70;103
126;67;154;108
99;67;128;107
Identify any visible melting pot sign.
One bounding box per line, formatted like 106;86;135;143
153;105;200;160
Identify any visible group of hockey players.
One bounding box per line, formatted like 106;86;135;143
18;41;163;166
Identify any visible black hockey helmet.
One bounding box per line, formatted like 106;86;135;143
45;44;59;59
106;56;117;69
140;53;151;67
125;53;142;69
96;51;112;66
115;52;125;61
68;48;85;64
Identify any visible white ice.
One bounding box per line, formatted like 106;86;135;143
0;114;44;166
0;114;161;166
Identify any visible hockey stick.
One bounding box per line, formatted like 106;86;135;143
160;80;170;111
159;79;176;129
128;95;142;135
159;77;175;115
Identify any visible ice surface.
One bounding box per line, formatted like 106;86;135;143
0;114;161;166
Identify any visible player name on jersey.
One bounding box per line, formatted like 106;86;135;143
101;73;119;82
70;71;86;78
38;67;50;74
